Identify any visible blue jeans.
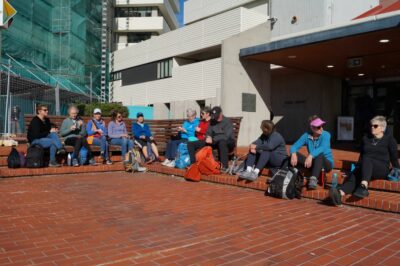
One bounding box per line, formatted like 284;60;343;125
110;138;134;160
92;136;109;160
31;132;63;162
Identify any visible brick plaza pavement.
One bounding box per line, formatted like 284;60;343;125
0;172;399;266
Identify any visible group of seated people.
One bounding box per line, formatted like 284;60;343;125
27;104;399;204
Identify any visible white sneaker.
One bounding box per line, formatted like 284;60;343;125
137;166;147;172
166;160;175;168
161;159;170;166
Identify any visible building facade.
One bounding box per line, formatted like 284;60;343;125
112;0;179;51
111;0;397;145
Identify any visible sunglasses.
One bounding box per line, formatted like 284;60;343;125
312;126;322;130
371;124;380;129
41;109;48;112
117;115;122;118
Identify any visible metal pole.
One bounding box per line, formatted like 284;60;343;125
55;82;60;115
4;59;11;134
89;71;92;103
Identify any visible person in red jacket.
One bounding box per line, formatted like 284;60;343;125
188;107;211;163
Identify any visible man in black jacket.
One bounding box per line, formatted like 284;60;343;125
187;106;235;171
27;104;63;167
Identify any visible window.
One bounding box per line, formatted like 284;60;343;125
115;7;155;18
127;32;152;43
157;58;173;79
110;71;121;81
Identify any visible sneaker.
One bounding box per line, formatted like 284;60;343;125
329;188;342;206
246;171;258;181
57;148;66;155
353;185;369;199
308;176;318;190
220;166;229;173
166;160;175;168
237;169;247;177
137;166;147;172
105;159;113;165
88;158;97;166
161;159;170;166
239;170;252;179
72;158;79;167
49;161;61;167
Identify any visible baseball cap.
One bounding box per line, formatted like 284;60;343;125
210;106;222;120
93;108;101;114
310;118;326;127
136;112;144;118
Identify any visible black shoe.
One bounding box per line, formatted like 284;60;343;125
49;161;61;167
353;185;369;199
57;148;66;155
329;188;342;206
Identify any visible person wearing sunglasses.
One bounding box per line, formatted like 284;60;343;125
108;111;134;163
290;115;334;189
27;104;64;167
330;116;399;205
187;107;211;164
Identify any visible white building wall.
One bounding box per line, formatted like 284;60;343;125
270;0;379;37
113;58;221;105
113;7;268;71
114;17;167;32
184;0;266;25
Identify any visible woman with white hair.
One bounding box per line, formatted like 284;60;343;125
330;116;399;205
162;108;199;167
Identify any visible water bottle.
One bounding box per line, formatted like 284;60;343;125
331;172;338;189
67;153;72;166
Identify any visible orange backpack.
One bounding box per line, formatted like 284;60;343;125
196;147;221;175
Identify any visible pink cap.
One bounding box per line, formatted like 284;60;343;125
310;118;326;127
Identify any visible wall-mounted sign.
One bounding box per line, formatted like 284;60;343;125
337;116;354;141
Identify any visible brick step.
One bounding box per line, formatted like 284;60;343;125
147;164;400;213
0;154;124;167
0;162;125;178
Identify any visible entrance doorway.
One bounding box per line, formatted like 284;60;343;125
344;80;400;142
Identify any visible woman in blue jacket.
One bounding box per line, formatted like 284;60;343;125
162;108;199;167
290;115;334;189
132;112;160;162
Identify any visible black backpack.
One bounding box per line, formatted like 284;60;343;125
26;145;45;168
267;167;303;199
7;147;21;168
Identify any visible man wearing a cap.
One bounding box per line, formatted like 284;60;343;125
132;112;160;162
86;108;112;165
188;106;234;171
289;115;333;189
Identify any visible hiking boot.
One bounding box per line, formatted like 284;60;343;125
72;158;79;167
161;159;170;166
308;176;318;190
49;161;61;167
329;187;342;206
353;185;369;199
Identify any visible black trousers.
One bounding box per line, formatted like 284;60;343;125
245;151;287;170
65;137;92;158
340;157;389;194
187;139;235;168
296;153;332;177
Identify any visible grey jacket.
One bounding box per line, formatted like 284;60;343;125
253;131;288;158
206;116;234;143
60;117;87;139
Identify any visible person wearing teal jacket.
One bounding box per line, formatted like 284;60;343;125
290;115;334;189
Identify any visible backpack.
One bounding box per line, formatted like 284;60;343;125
196;147;220;175
7;147;21;168
125;148;143;172
184;163;201;182
267;167;303;199
175;143;190;169
26;145;45;168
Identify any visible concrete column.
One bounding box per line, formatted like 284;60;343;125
221;22;272;146
170;100;200;119
153;103;170;119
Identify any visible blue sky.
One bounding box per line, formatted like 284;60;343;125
177;0;185;26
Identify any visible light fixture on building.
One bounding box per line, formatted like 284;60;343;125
288;55;297;59
326;65;334;68
379;39;390;43
358;73;365;77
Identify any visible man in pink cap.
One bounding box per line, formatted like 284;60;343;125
289;115;334;189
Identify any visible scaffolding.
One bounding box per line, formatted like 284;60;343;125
0;0;105;134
